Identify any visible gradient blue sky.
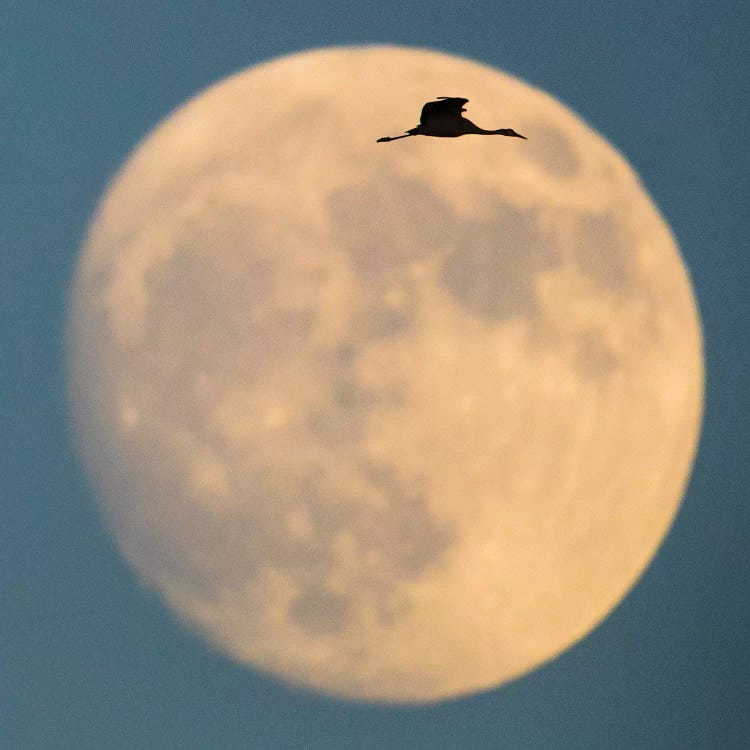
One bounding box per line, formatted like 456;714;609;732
3;3;749;748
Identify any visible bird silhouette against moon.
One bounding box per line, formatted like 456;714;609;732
67;45;703;703
376;96;527;141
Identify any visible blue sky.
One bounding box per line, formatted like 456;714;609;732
3;3;749;748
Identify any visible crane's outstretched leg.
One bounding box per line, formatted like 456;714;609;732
376;132;415;142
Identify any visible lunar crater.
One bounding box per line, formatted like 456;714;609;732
525;124;580;177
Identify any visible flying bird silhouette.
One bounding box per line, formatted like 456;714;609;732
377;97;527;142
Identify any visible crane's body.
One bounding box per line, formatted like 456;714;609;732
377;97;526;142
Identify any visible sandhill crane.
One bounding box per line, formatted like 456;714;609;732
377;97;526;142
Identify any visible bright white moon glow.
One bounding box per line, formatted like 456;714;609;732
68;46;703;703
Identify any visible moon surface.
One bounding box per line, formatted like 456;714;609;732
68;46;703;703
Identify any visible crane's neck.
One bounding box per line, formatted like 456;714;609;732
462;119;507;136
473;125;527;139
474;126;514;135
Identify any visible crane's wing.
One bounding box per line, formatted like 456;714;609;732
419;97;469;124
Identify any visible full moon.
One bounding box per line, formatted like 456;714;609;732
68;46;703;703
